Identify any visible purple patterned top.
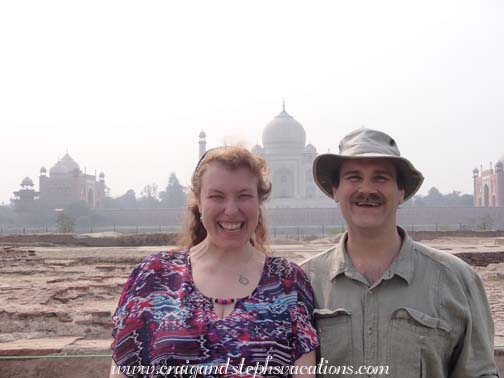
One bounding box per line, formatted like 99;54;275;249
112;251;319;377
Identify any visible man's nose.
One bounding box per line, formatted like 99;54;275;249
358;178;378;194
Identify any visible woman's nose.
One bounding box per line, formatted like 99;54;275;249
224;199;239;215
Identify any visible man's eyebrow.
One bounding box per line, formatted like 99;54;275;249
373;169;394;176
341;169;361;176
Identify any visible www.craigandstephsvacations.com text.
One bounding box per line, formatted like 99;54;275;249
111;357;390;377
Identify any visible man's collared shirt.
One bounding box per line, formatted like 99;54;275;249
301;228;498;378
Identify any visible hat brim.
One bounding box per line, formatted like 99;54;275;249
313;153;424;201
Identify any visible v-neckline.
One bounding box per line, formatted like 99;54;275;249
187;253;269;321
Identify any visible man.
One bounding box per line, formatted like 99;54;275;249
301;128;499;378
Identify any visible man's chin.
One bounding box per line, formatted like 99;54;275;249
348;218;386;230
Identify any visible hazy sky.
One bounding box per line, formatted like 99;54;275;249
1;0;503;204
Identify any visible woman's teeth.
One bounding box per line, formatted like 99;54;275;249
218;222;243;231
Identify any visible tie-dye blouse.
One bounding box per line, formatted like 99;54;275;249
112;251;319;377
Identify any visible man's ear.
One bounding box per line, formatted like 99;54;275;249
332;186;339;203
398;189;405;205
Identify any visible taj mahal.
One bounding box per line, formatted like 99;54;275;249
199;104;333;208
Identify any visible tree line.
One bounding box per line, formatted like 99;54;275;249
104;173;187;209
0;183;475;229
404;187;473;207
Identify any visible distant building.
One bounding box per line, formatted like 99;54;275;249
200;104;332;208
12;153;107;211
12;177;39;212
198;130;207;159
473;158;504;207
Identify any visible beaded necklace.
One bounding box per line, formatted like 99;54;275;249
213;297;237;305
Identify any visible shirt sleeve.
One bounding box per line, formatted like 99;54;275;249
111;262;144;338
289;263;320;361
446;265;499;378
110;258;151;371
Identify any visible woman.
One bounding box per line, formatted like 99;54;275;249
110;146;318;377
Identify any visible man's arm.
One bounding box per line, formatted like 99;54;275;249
447;267;499;378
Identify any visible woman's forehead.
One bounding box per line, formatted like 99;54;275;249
201;163;258;189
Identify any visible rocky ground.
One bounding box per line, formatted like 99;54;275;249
1;235;503;360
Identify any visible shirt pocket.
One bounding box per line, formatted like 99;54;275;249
314;308;353;370
388;307;452;378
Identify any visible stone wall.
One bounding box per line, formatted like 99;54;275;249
409;230;504;241
0;232;178;246
89;207;504;228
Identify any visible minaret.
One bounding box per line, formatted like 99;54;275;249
495;160;503;206
473;168;480;207
198;130;207;159
39;167;47;202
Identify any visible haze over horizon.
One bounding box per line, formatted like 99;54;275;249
1;0;503;205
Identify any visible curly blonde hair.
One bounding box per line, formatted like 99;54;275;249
178;146;272;253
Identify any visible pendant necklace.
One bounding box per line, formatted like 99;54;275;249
200;249;258;305
238;274;249;285
221;251;255;286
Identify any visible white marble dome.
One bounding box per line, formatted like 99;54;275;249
262;107;306;149
304;143;317;154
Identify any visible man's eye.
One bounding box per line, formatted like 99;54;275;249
375;176;389;182
209;195;223;199
346;176;360;182
239;193;252;198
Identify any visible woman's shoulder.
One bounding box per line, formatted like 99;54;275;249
261;257;314;301
265;256;309;282
122;250;191;297
128;250;190;282
137;249;189;268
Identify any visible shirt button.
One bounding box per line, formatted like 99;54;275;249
368;327;373;335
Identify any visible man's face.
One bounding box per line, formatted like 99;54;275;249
332;159;405;233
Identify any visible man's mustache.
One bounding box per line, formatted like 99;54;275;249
351;193;384;204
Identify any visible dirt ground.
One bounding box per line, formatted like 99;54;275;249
1;235;503;362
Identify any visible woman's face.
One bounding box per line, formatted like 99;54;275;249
198;162;260;252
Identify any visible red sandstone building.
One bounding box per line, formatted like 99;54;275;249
473;158;504;207
12;153;106;210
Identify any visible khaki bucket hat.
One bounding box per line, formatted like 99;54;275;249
313;128;423;201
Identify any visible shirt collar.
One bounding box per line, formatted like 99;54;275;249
329;226;415;285
328;233;351;280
